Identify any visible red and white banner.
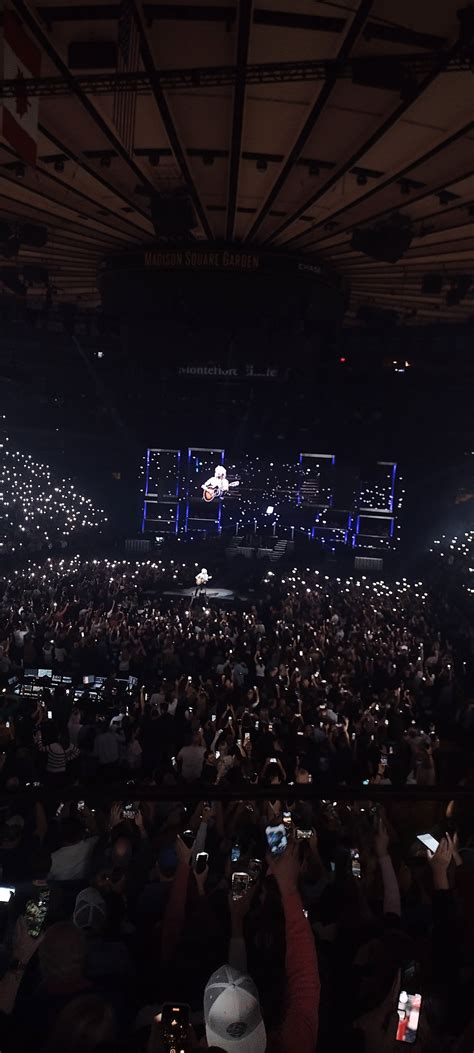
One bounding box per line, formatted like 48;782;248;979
2;12;41;166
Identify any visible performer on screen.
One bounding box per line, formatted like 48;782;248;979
202;465;239;502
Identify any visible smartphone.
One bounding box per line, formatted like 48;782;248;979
195;852;209;875
249;858;262;878
122;802;138;820
296;828;313;840
351;849;361;879
283;810;292;830
396;962;422;1043
181;829;195;849
25;890;50;938
77;800;85;812
244;732;250;745
161;1003;190;1053
380;755;388;767
0;885;14;903
232;871;250;901
416;833;439;853
265;823;288;857
47;710;52;720
231;842;241;864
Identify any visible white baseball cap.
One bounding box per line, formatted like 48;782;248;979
204;966;266;1053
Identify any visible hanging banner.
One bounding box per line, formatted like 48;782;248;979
2;12;41;166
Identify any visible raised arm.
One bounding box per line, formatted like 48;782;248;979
160;836;192;965
374;818;401;917
228;883;256;973
269;842;320;1053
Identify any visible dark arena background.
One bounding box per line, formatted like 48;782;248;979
0;5;473;1050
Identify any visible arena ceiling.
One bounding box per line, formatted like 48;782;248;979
1;0;474;323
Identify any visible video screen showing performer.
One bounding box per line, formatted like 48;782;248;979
201;465;240;502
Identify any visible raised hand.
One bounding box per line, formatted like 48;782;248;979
193;863;209;896
229;880;256;933
267;840;300;894
176;834;193;868
427;834;453;889
374;818;390;858
109;802;122;829
13;915;43;964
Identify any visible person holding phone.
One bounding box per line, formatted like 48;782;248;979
0;913;44;1016
203;841;320;1053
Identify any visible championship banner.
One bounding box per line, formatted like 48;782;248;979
2;12;41;166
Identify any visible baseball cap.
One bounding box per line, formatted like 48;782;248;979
73;887;106;933
204;966;266;1053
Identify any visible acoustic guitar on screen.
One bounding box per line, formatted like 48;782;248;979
201;465;240;502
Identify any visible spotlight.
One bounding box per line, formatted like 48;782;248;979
356;173;368;186
54;158;65;173
202;153;215;166
309;162;320;177
100;155;111;168
399;180;410;195
256;159;268;172
15;163;25;178
438;191;452;206
149;151;160;167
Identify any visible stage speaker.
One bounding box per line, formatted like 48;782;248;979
351;223;413;263
354;555;383;572
68;41;117;69
125;538;151;553
150;192;198;237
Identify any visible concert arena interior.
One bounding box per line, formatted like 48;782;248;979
0;3;472;1051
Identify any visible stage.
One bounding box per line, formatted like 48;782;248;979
162;587;236;601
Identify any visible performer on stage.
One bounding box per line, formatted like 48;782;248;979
195;567;211;599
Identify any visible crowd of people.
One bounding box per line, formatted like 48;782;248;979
0;554;470;1051
430;527;474;595
0;442;106;555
